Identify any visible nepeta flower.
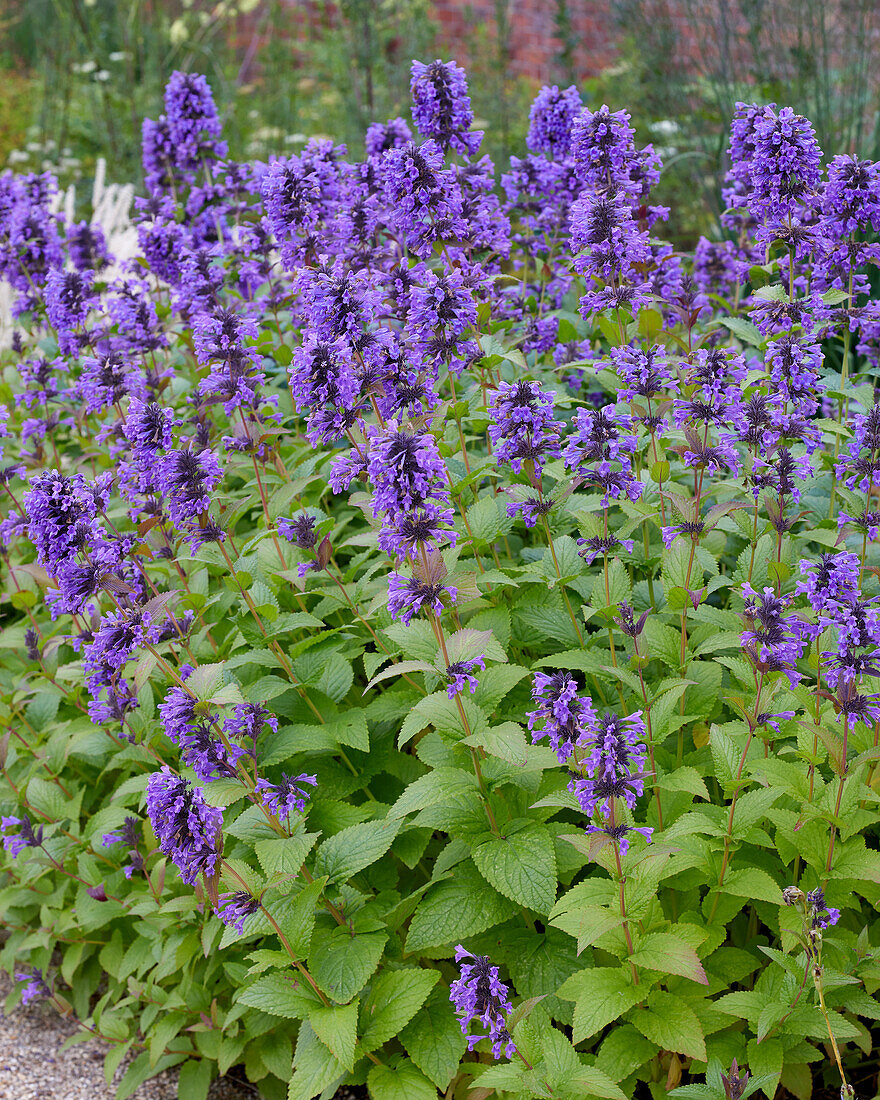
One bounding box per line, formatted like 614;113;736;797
216;891;261;935
224;703;278;745
24;470;105;569
833;677;880;728
838;510;880;542
179;721;246;782
67;220;110;272
488;381;562;477
368;425;449;520
387;572;457;624
145;767;223;885
528;671;597;764
450;947;515;1059
102;816;144;878
506;494;554;529
572;711;649;819
662;521;705;549
720;1059;750;1100
795;552;860;613
45;268;96;353
571;105;637;190
410;59;481;155
748;106;822;220
158;448;223;525
256;773;317;818
836;402;880;493
577;535;634;565
805;887;840;931
1;815;44;858
611;344;677;403
527;84;582;158
756;711;796;735
381;141;464;258
124;399;175;454
278;515;318;549
15;968;49;1005
378;506;457;561
740;583;809;673
365;117;412;157
564;407;642;504
446;656;485;697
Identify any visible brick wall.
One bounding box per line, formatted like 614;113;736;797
429;0;621;85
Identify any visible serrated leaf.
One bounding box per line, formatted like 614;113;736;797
289;1021;344;1100
629;992;707;1061
309;926;386;1003
399;995;465;1091
630;932;708;984
471;822;557;914
309;1000;358;1070
405;860;518;952
367;1061;437;1100
463;721;528;765
557;967;643;1042
236;973;319;1019
313;818;401;884
359;968;440;1051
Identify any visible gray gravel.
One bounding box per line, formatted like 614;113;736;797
0;970;253;1100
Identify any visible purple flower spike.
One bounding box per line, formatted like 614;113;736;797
216;891;261;935
256;773;317;818
1;815;44;859
527;84;582;158
806;888;840;931
387;571;457;625
528;671;597;764
15;968;50;1005
410;59;481;156
450;947;516;1059
145;767;223;885
446;656;485;698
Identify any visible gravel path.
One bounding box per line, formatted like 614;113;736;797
0;970;254;1100
0;971;371;1099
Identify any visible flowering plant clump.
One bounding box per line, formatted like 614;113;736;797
1;62;879;1100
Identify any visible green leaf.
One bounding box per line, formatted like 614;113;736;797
715;316;765;348
236;973;319;1019
289;1022;344;1100
557;968;643;1042
309;1000;359;1070
549;904;623;954
463;721;528;765
405;860;518;952
629;932;708;984
176;1059;212;1100
359;968;440;1051
254;833;319;876
629;992;707;1061
309;926;386;1003
471;822;557;915
389;768;476;819
367;1061;437;1100
313;818;401;884
399;993;467;1090
272;879;326;959
399;690;486;747
466;496;514;542
719;867;783;906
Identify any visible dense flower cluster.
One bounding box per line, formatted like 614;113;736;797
0;59;878;1100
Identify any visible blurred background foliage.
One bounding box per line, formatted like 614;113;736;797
0;0;879;245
